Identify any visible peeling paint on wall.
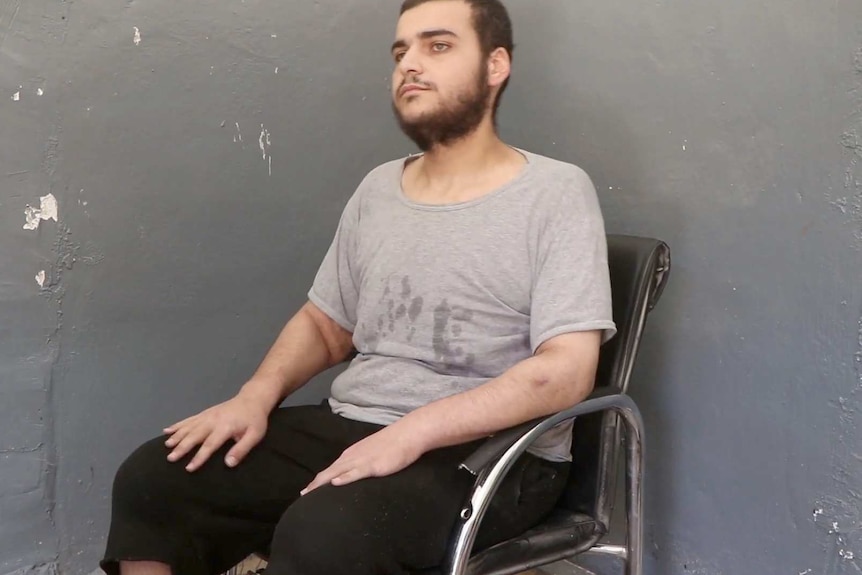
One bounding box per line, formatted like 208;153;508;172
23;194;58;230
132;26;141;46
35;271;46;288
259;124;271;176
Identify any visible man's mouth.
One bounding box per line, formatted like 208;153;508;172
400;84;428;96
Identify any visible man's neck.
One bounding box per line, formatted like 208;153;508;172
416;120;512;185
402;123;527;205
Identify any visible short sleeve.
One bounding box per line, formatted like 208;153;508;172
308;193;361;332
530;169;617;352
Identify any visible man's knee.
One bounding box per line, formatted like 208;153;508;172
112;436;182;520
266;486;400;575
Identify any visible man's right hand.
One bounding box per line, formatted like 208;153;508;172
163;393;270;472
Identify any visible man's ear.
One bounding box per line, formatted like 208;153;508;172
487;47;511;89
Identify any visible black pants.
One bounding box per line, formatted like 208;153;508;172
101;402;569;575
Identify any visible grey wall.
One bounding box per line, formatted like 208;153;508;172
1;1;860;574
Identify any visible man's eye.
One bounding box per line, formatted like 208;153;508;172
394;52;406;62
431;43;449;52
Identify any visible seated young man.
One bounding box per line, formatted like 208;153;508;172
100;1;616;574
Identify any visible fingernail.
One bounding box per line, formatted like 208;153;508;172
300;489;307;496
225;456;237;467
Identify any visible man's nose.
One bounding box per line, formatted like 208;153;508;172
398;47;423;77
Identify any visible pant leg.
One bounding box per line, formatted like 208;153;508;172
265;443;569;575
101;403;377;575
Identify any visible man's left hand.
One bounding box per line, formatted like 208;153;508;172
300;421;427;495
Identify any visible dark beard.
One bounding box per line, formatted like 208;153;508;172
393;69;492;152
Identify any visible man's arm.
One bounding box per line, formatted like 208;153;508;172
402;330;602;451
237;301;356;411
301;330;601;493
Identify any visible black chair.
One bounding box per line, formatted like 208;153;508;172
245;234;670;575
438;234;671;575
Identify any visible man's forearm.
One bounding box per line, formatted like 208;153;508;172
238;303;354;412
400;337;600;454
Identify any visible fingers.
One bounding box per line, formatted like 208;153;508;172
166;425;206;463
224;425;265;468
330;468;363;487
185;428;232;472
301;460;367;496
163;414;196;435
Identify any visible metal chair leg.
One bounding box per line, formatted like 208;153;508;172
622;404;644;575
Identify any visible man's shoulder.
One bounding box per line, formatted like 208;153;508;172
357;156;409;187
521;149;593;186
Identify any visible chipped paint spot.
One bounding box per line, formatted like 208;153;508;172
259;124;272;176
37;88;43;96
23;193;58;230
12;88;20;101
258;124;271;160
814;508;824;519
234;122;242;144
840;549;855;560
799;569;812;575
35;270;46;288
133;26;141;45
275;67;278;74
271;34;277;38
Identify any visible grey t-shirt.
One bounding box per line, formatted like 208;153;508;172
308;149;616;461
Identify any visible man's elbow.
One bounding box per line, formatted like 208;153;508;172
527;368;595;413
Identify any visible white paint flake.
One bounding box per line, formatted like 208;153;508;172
840;550;855;560
799;569;812;575
234;122;242;143
275;67;279;74
133;27;141;45
258;124;271;160
271;34;277;38
12;88;20;101
259;124;272;176
35;270;46;288
23;193;59;230
36;88;44;96
813;508;823;520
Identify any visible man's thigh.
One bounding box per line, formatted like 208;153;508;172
266;450;474;574
265;448;565;575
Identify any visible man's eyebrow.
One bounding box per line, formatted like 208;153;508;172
391;29;459;53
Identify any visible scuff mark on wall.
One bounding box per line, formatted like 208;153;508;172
259;124;271;176
23;194;58;230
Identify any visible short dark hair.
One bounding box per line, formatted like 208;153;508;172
399;0;514;116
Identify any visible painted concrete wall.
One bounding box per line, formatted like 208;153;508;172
1;1;860;574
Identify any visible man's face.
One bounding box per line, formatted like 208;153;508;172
391;1;493;151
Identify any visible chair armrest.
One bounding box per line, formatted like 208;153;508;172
460;387;633;475
444;389;645;575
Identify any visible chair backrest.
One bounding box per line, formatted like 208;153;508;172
561;234;671;528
